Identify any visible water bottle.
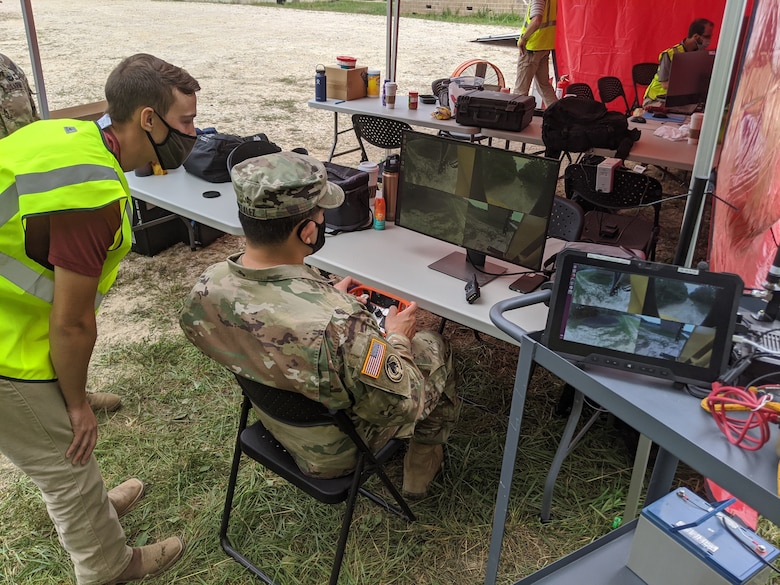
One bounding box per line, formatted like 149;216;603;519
315;64;327;102
382;154;400;222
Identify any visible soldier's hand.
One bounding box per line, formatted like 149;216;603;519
334;276;362;294
384;301;418;340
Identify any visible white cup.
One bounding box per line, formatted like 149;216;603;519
357;161;379;198
688;112;704;145
385;82;397;109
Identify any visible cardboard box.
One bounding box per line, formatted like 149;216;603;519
325;66;367;101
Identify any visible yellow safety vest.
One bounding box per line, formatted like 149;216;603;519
520;0;557;52
644;43;685;102
0;119;132;381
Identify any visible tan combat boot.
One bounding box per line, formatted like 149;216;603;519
108;478;145;519
103;537;185;585
402;441;444;499
86;391;122;412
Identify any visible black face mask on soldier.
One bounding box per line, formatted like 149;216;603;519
146;111;197;170
297;218;327;253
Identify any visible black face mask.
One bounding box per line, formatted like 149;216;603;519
146;110;197;170
297;219;327;253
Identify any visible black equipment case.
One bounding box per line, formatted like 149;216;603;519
455;90;536;132
322;162;372;233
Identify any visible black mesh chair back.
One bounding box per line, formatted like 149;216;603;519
564;82;594;100
597;76;630;116
631;62;659;110
221;374;415;585
547;196;585;242
351;114;412;162
226;138;285;174
564;163;662;260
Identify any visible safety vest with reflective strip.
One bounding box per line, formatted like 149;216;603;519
644;43;686;102
520;0;557;51
0;119;132;381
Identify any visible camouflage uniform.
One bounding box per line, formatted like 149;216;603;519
180;258;458;478
0;54;38;139
180;152;459;478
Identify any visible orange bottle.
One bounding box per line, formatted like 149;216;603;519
373;190;386;230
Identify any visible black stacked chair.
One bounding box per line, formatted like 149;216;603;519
630;62;659;111
351;114;412;163
564;162;663;261
547;196;585;243
563;82;594;100
597;76;631;116
221;374;415;585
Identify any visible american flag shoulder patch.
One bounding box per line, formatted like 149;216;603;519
361;338;387;379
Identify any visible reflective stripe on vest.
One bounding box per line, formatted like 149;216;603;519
521;0;557;51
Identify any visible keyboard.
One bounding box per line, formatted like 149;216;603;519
666;102;702;116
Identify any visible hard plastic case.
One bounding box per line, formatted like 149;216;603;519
455;90;536;132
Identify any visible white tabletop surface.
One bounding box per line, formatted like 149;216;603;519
126;168;244;235
308;97;481;135
307;224;563;346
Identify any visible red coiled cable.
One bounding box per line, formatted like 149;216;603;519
705;383;780;451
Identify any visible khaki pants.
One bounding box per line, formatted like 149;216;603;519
514;48;558;109
0;378;131;585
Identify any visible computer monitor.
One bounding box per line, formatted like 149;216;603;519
395;130;561;286
665;49;716;109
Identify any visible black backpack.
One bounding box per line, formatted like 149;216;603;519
183;132;281;183
542;98;640;159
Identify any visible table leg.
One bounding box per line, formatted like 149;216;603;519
645;448;679;504
623;434;653;520
484;339;538;585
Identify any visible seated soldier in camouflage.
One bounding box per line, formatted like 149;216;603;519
0;53;39;138
180;151;459;498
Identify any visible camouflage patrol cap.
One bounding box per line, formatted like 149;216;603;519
231;151;344;220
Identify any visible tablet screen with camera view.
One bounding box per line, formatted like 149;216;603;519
541;249;743;385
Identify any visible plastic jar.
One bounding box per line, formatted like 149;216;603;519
367;69;381;97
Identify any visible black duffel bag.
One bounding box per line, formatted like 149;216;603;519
184;132;281;183
323;162;373;234
542;98;640;159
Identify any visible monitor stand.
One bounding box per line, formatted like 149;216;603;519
428;250;506;286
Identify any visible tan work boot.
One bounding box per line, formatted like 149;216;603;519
104;537;185;585
402;441;444;499
86;391;122;412
108;478;145;519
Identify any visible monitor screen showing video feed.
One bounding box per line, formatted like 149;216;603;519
542;250;743;385
395;130;561;284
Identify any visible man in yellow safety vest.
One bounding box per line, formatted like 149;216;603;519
514;0;558;108
0;53;199;585
644;18;715;108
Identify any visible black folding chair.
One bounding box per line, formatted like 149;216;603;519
631;62;659;110
351;114;412;163
564;162;663;261
220;374;414;585
597;76;631;116
563;82;594;100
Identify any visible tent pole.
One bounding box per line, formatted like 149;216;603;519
674;0;747;267
20;0;49;118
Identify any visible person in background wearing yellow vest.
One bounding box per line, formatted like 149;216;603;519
514;0;558;108
643;18;714;108
0;53;199;585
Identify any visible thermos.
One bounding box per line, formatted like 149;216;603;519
381;154;400;222
315;64;327;102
